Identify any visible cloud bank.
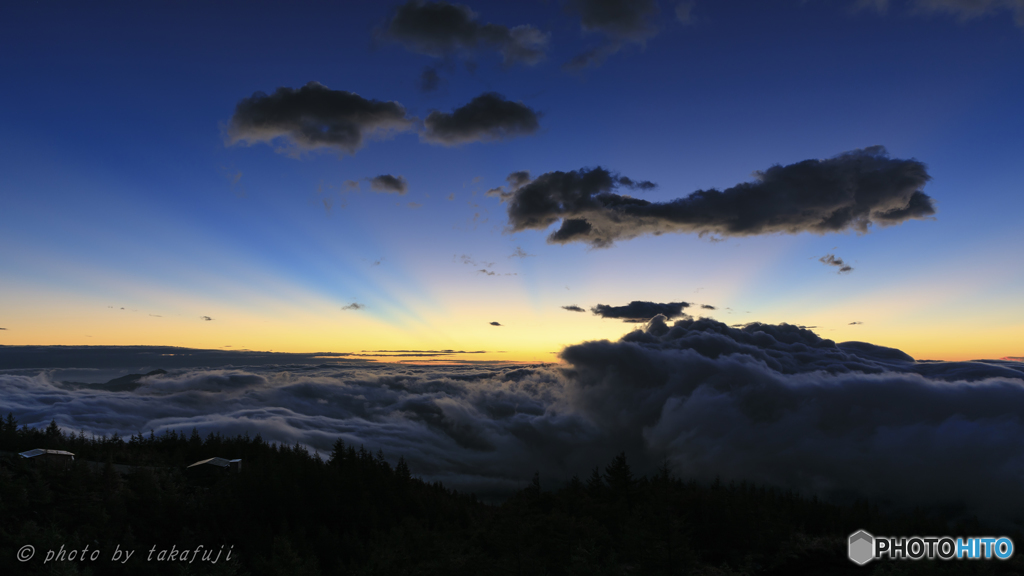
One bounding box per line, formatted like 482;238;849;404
381;1;548;65
226;82;413;155
5;321;1024;519
422;93;540;146
502;146;935;247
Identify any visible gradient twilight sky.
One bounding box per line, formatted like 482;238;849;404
1;0;1021;363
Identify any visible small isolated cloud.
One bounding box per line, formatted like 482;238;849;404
420;66;442;92
0;328;7;330
422;93;540;146
226;82;413;155
501;147;935;248
509;246;534;259
564;0;660;70
700;304;716;310
222;166;246;198
592;301;690;322
380;1;549;65
457;254;494;268
562;305;586;312
344;180;360;190
850;321;864;325
447;193;456;201
407;202;423;209
490;321;502;326
820;254;854;274
149;314;163;318
478;269;496;276
369;174;409;194
200;316;213;321
342;303;365;311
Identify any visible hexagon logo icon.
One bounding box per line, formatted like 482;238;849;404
848;530;875;565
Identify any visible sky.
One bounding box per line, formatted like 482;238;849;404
1;0;1023;363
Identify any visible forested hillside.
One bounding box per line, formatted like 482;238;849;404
1;414;1019;575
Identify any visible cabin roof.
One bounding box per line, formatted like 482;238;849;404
19;448;75;458
187;457;241;469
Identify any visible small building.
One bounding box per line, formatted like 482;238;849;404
19;449;75;469
186;457;242;475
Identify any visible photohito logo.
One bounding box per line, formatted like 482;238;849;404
848;530;1014;564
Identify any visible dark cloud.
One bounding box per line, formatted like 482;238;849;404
563;0;660;69
200;316;213;321
380;1;549;65
562;305;586;312
478;269;496;276
369;174;409;194
850;321;864;325
342;303;365;311
567;0;660;40
820;253;854;274
502;147;935;248
700;304;716;310
615;175;657;190
420;66;442;92
591;301;690;322
422;93;540;146
490;321;502;326
7;322;1024;518
0;328;6;330
226;82;413;155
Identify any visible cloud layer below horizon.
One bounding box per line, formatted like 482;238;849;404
4;319;1024;520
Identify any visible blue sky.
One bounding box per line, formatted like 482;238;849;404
1;0;1021;361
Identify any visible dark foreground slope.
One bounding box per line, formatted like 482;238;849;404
1;416;1021;575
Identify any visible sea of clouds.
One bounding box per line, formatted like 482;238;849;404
3;317;1024;521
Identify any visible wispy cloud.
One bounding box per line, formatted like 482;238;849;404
820;254;854;274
